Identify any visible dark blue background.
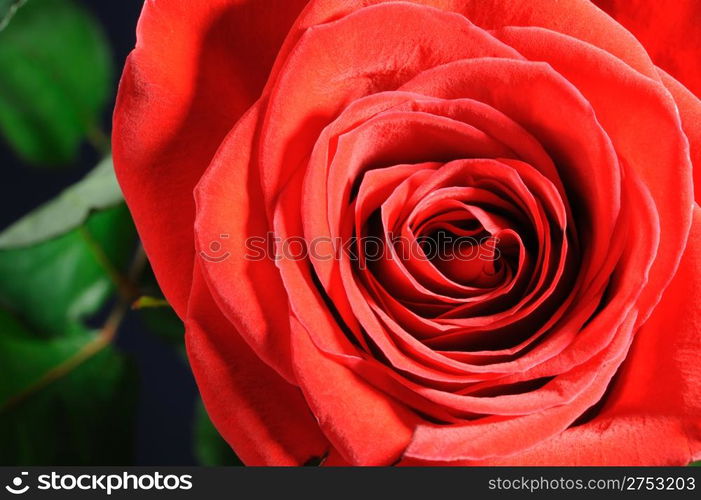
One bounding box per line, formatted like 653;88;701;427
0;0;200;465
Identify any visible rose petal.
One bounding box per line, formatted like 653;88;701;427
194;102;297;381
273;169;422;465
277;0;658;85
185;262;328;466
658;69;701;204
113;0;307;315
401;312;635;462
289;314;420;466
494;26;693;323
260;2;520;207
463;206;701;465
594;0;701;97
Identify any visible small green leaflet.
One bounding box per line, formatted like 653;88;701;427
0;156;123;248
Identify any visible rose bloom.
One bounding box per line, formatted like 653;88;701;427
113;0;701;465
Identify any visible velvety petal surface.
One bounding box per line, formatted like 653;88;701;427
113;0;307;315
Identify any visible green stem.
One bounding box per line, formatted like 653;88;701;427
78;225;139;300
0;243;147;413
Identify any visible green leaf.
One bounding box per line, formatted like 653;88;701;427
0;347;137;465
0;156;123;248
0;182;138;463
0;0;112;165
0;0;26;31
0;204;135;337
194;400;242;466
691;461;701;466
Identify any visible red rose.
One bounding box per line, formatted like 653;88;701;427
113;0;701;465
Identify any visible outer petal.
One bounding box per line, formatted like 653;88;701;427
594;0;701;97
270;0;659;90
290;316;420;466
659;69;701;204
402;316;634;463
113;0;307;315
194;102;298;382
185;262;328;466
